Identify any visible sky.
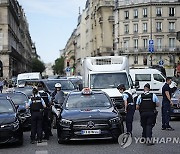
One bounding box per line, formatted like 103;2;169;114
18;0;86;64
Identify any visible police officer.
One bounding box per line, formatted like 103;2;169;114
117;84;135;135
26;87;46;144
51;83;65;128
51;83;65;105
37;84;51;140
161;77;174;131
136;83;159;145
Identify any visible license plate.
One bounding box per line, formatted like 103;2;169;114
81;130;101;135
173;109;180;113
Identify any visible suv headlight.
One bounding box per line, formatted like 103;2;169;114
60;119;72;126
109;117;120;124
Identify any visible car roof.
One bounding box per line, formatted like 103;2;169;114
69;90;106;95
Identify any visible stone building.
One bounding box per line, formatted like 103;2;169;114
0;0;35;79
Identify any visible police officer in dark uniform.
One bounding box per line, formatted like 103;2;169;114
37;84;51;140
26;87;46;144
161;77;174;130
117;84;135;135
136;83;159;145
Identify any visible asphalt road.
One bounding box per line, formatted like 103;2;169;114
0;96;180;154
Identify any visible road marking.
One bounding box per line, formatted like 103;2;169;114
35;150;48;154
37;142;48;146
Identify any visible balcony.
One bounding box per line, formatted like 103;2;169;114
156;28;162;32
97;0;115;9
118;46;180;54
169;29;175;33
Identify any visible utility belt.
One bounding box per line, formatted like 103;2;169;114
31;109;44;113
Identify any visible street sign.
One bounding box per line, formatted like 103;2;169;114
66;67;71;72
149;39;154;53
159;60;164;66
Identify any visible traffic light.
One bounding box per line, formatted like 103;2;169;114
0;62;3;77
67;61;69;67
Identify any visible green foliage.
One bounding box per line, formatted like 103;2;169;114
31;58;45;73
52;57;65;75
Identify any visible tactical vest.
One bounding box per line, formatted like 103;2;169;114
30;96;43;112
124;92;134;105
139;93;156;112
39;92;50;107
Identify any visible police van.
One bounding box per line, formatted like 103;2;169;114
129;68;177;94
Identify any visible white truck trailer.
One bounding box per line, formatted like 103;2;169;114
82;56;138;114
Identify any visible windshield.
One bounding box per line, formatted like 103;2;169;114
0;99;15;113
90;73;129;89
45;80;75;91
65;93;112;110
7;94;28;105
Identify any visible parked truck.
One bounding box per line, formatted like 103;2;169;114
82;56;138;114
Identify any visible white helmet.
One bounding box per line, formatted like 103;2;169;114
55;83;61;88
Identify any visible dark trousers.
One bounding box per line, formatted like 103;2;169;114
126;105;135;134
31;112;43;141
162;103;171;128
43;110;50;139
140;111;155;138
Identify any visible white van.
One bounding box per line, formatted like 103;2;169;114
17;72;42;87
129;68;176;94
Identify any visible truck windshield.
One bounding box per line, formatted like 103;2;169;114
90;73;129;89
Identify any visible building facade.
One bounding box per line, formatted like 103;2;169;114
115;0;180;75
0;0;35;79
64;0;180;76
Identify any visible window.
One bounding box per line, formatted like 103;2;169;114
124;24;129;34
143;8;147;17
134;39;138;49
169;38;175;49
156;22;162;32
124;11;129;19
156;8;162;16
134;55;138;64
135;74;151;81
169;7;175;16
169;22;175;32
124;40;129;50
153;74;165;82
143;39;148;49
143;23;147;32
134;9;138;18
157;38;162;50
134;24;138;33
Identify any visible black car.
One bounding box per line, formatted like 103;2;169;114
171;88;180;117
0;96;23;145
1;92;31;129
56;88;124;144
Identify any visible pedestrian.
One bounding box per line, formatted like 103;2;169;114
37;83;51;140
26;87;46;144
117;84;135;135
0;79;3;93
136;83;159;146
161;77;175;131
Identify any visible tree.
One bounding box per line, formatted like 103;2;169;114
52;57;65;75
31;58;45;74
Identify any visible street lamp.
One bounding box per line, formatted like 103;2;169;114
150;0;153;66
